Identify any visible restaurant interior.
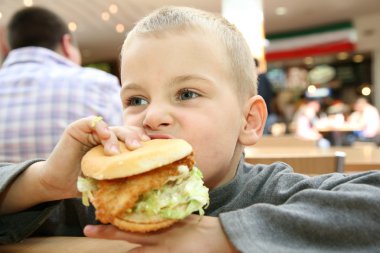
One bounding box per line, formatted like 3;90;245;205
1;0;380;251
1;0;380;177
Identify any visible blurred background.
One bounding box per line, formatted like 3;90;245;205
1;0;380;138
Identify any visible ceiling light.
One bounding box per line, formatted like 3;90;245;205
275;7;287;16
361;86;371;96
101;12;110;21
307;85;317;94
337;52;348;60
353;54;364;63
304;57;313;65
116;24;124;33
23;0;33;7
109;4;118;14
68;22;77;32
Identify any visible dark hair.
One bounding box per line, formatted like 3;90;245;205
7;6;69;50
253;58;259;68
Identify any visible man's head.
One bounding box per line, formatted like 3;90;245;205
120;6;266;188
7;6;81;64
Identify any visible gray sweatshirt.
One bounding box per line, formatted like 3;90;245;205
1;158;380;252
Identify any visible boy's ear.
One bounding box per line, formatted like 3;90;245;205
239;95;268;146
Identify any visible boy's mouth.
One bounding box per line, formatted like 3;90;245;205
148;134;174;140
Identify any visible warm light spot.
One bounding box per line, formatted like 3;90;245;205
353;54;364;63
101;12;110;21
304;57;313;65
116;23;125;33
23;0;33;7
307;85;317;94
109;4;118;14
0;12;2;19
68;22;77;32
275;7;287;15
361;86;371;96
337;52;349;60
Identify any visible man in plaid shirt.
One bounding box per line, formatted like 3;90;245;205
0;7;123;162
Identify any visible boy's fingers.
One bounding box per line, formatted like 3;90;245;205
84;225;156;245
87;116;120;155
85;116;151;154
128;246;162;253
110;126;150;150
89;116;111;140
102;133;120;155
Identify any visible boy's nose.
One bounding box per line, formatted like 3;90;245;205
142;105;173;130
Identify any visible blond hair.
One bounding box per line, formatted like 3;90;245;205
121;6;257;98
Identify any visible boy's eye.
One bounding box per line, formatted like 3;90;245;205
125;97;148;106
177;89;199;101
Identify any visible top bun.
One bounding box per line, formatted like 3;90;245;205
81;139;193;180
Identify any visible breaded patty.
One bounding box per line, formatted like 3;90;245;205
91;154;194;224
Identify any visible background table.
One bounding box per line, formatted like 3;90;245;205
245;146;380;173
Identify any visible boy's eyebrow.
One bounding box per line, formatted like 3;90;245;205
169;74;215;87
121;74;214;94
121;82;140;95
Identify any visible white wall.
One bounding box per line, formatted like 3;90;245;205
354;12;380;110
355;12;380;51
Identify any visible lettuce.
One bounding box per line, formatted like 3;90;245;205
133;166;209;219
77;176;97;206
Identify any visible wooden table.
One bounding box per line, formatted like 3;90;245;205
0;237;139;253
255;135;317;148
317;125;359;146
245;146;380;173
245;147;345;174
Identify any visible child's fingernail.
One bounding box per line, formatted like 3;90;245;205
129;139;141;148
83;225;96;235
109;144;120;154
141;135;150;141
103;127;110;134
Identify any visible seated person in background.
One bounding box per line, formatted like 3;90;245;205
1;7;380;252
292;99;330;147
347;97;380;142
0;7;123;163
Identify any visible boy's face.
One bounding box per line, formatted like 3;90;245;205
120;31;247;188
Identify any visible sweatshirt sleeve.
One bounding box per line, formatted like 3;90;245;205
0;160;43;193
219;164;380;253
0;161;58;244
0;161;97;245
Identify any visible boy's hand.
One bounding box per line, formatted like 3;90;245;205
39;116;118;200
84;215;238;253
40;116;150;201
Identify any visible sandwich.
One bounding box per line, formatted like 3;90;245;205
77;139;209;233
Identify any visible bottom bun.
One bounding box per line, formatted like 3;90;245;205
112;217;178;233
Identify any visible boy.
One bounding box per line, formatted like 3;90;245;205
1;6;380;253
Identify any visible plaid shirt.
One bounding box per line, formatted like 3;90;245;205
0;47;123;162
